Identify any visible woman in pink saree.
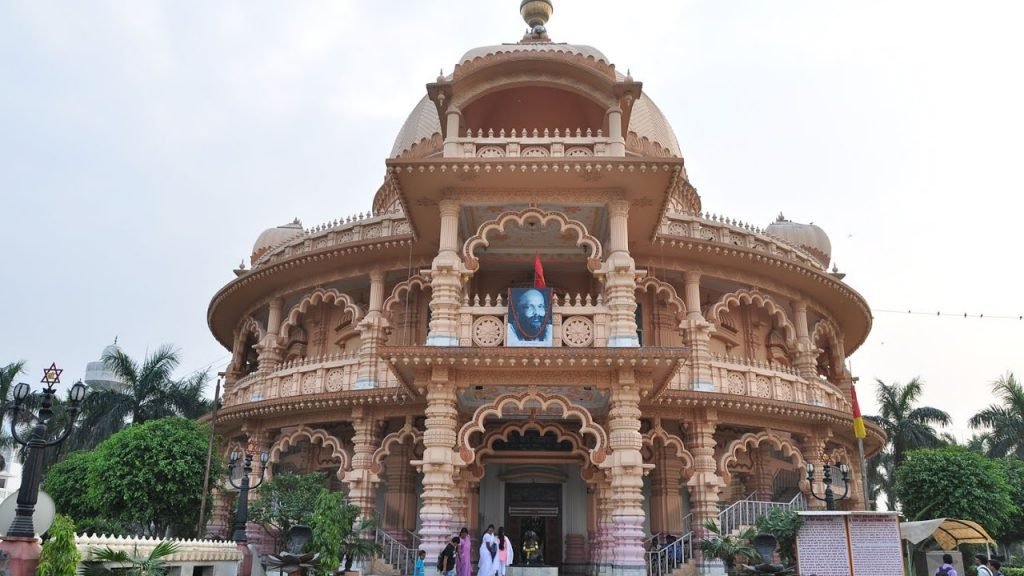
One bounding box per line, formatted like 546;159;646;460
457;527;472;576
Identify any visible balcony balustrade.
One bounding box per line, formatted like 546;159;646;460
445;127;617;159
458;291;608;348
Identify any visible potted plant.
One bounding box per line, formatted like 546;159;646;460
699;519;760;575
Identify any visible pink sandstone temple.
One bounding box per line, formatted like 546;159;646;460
205;2;883;575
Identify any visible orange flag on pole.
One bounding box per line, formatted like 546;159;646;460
534;254;546;289
851;384;867;439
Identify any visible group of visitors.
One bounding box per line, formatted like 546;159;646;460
935;553;1004;576
415;525;515;576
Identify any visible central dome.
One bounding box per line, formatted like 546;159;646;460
390;41;682;159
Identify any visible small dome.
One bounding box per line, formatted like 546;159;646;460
251;219;304;264
85;341;127;391
766;213;832;268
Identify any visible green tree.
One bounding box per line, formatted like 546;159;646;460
308;489;344;575
866;449;896;511
249;471;326;549
894;446;1014;535
338;503;380;572
84;540;179;576
996;457;1024;545
38;514;81;576
754;509;804;566
968;372;1024;459
0;361;26;452
87;417;216;537
44;451;101;527
74;345;211;450
867;377;951;469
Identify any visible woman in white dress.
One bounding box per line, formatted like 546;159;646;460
478;525;497;576
495;527;514;576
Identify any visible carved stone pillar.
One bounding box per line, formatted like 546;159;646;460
607;107;625;157
356;270;389;389
383;443;418;545
800;434;826;511
413;368;459;557
682;271;714;391
603;379;647;576
347;410;382;520
257;297;286;373
242;428;275;553
604;200;639;347
206;489;233;539
685;412;725;576
444;108;461;157
792;301;817;381
427;200;463;346
649;442;683;537
450;471;470;533
753;445;774;502
592;476;613;576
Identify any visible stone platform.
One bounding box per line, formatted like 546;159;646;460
507;566;558;576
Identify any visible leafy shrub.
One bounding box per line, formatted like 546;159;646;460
38;514;81;576
754;509;804;565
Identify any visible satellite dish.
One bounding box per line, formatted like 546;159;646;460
0;491;56;537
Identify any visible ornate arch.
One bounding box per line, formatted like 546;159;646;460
456;392;608;467
706;289;798;344
239;316;265;341
467;420;597;483
636;277;687;325
268;426;351;481
370;421;424;475
462;208;603;272
279;288;364;339
450;70;618;112
382;274;432;321
718;431;806;484
642;424;695;474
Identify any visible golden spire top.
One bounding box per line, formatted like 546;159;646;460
520;0;553;34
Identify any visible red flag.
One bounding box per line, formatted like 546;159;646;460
533;254;546;289
851;385;867;439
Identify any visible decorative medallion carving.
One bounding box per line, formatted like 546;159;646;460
325;368;346;392
727;373;745;395
777;382;793;401
472;316;504;347
562;316;595;348
301;372;319;395
477;146;506;158
755;376;772;398
565;146;594;157
521;146;549;157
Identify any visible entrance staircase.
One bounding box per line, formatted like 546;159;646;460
645;492;806;576
374;528;419;576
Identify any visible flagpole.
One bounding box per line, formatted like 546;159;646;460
849;368;872;510
857;435;870;510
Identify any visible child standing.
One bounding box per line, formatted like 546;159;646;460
415;550;426;576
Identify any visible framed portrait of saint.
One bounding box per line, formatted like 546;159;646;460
506;287;553;347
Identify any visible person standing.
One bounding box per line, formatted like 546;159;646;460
496;526;515;576
457;527;472;576
415;550;427;576
989;559;1004;576
935;553;957;576
478;525;497;576
975;555;993;576
439;537;458;576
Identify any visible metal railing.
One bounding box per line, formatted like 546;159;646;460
645;514;694;576
375;528;417;576
717;492;807;536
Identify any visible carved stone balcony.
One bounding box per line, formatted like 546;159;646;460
444;127;620;159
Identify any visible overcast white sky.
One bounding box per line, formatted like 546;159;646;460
2;1;1021;441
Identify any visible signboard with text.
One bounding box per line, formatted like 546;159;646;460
795;512;904;576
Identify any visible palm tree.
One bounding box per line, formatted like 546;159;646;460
866;449;895;510
0;361;26;460
72;345;211;451
84;540;179;576
866;377;951;469
968;372;1024;459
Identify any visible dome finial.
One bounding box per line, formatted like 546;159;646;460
520;0;553;35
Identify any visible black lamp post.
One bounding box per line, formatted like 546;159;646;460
7;363;86;537
227;440;269;543
805;455;851;511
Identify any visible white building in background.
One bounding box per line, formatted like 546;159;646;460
84;340;128;392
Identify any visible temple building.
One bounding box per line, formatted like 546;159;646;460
205;2;883;575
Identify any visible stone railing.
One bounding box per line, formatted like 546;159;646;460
225;351;400;406
251;211;412;268
657;212;826;270
76;534;240;576
445;127;619;159
707;354;849;411
458;292;608;348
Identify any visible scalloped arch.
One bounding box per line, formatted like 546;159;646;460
456;392;608;467
642;425;694;474
462;208;603;273
706;289;797;344
371;422;424;475
811;318;845;354
382;274;432;321
239;316;265;340
279;288;364;339
718;431;806;485
268;426;350;481
470;420;595;482
636;277;687;325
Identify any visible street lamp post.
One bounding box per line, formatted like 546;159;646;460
805;455;851;511
0;363;87;576
227;440;269;576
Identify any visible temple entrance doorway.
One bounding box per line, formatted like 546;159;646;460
505;482;562;568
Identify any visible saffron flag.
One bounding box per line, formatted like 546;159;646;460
851;384;867;439
533;254;546;289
